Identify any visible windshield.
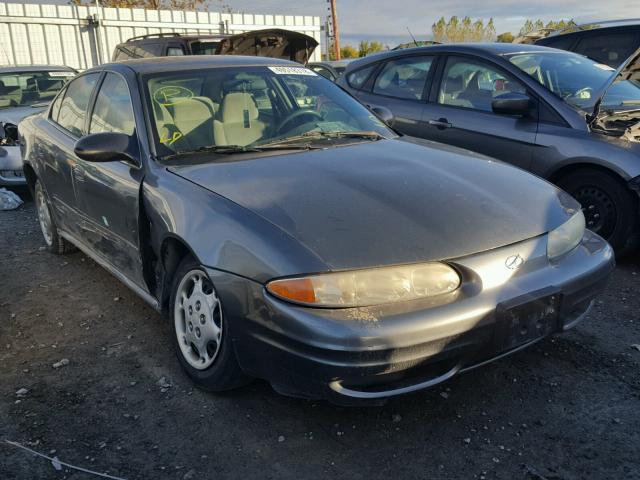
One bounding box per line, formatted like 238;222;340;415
507;51;640;111
0;70;74;109
146;65;393;157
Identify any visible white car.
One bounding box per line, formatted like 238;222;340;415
0;65;75;186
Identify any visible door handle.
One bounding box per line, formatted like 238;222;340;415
428;118;452;130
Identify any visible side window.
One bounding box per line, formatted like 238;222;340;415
137;43;162;57
311;66;335;81
574;32;639;67
89;73;136;135
346;64;376;90
438;57;525;113
56;73;99;136
49;86;66;122
373;56;433;100
167;46;186;56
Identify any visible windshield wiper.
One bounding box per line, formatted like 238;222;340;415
163;143;317;160
255;130;385;149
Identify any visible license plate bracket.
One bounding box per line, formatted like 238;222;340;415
496;289;561;351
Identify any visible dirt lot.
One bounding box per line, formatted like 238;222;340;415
1;192;639;480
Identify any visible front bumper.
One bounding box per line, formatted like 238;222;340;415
207;230;614;405
0;146;26;186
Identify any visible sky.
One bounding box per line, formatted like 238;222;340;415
223;0;633;47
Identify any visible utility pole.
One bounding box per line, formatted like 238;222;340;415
329;0;340;60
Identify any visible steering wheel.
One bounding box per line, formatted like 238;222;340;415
276;109;323;135
569;87;594;101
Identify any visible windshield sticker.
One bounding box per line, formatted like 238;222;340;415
48;72;74;77
153;86;194;106
268;66;318;76
594;64;615;71
160;131;183;145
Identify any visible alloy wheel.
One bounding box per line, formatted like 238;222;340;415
35;186;53;247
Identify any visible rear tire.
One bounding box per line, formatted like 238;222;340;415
557;169;639;254
34;180;76;255
169;256;250;391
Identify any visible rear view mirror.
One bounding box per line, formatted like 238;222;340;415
370;106;395;128
492;92;532;116
74;132;139;165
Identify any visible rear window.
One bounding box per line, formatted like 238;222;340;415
346;65;376;90
573;32;640;67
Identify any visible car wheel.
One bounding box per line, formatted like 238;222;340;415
557;169;639;254
34;180;76;255
169;257;250;391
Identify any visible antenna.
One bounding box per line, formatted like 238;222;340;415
407;27;418;47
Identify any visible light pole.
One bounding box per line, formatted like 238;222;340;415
329;0;340;60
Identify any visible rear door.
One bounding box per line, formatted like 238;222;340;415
352;55;436;138
421;55;538;170
41;73;100;236
74;71;146;286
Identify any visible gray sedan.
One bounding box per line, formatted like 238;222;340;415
19;56;613;404
0;65;75;186
338;43;640;254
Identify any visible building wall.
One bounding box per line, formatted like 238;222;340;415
0;2;322;69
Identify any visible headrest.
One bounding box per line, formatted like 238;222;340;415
443;75;463;94
221;92;259;123
224;76;268;92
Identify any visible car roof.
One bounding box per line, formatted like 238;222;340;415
549;18;640;37
344;43;561;70
94;55;299;74
0;65;76;74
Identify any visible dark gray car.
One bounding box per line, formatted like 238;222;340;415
19;56;613;404
337;43;640;254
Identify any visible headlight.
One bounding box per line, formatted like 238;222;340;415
547;210;585;261
266;263;460;308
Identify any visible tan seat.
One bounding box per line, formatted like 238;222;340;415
214;92;265;146
168;97;216;147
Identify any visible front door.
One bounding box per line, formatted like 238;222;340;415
74;72;145;287
421;55;538;171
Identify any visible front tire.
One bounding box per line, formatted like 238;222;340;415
34;180;75;255
557;169;639;254
169;256;249;391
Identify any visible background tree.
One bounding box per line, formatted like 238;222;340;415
358;40;386;57
496;32;514;43
72;0;234;11
339;45;359;59
431;16;496;43
519;18;575;36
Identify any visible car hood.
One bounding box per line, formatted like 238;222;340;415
168;138;578;270
0;105;46;125
593;46;640;112
216;29;318;64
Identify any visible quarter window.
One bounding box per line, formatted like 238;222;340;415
373;56;433;100
346;65;375;90
56;73;99;136
167;46;185;56
438;57;525;112
90;73;136;135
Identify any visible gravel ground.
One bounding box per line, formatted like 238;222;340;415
1;193;639;480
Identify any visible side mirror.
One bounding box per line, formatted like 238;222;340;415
370;106;395;128
74;132;138;165
492;92;532;116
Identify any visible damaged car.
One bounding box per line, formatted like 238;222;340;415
112;29;318;64
338;44;640;254
1;65;76;186
20;56;614;404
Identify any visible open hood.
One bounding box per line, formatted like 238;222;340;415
216;29;318;64
593;47;640;114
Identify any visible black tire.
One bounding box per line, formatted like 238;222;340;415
557;169;639;254
169;256;250;391
34;180;76;255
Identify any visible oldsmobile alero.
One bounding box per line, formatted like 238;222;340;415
19;56;614;404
